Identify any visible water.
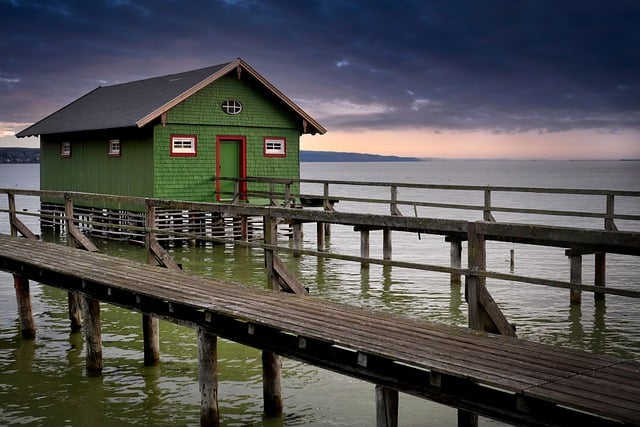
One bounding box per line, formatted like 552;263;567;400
1;161;639;426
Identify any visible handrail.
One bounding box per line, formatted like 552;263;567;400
1;187;639;303
212;176;640;230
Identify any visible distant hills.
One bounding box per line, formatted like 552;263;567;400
0;148;420;163
300;150;421;162
0;147;39;163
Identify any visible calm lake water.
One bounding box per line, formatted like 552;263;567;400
0;161;639;426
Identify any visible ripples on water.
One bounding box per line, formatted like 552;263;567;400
1;161;639;425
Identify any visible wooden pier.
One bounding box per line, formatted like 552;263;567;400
2;234;640;426
2;185;640;426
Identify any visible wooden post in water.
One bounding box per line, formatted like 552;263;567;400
143;202;161;366
383;228;392;261
463;222;483;427
449;238;462;285
262;213;284;417
361;229;370;269
198;327;219;427
13;275;35;338
8;193;36;339
594;253;606;301
82;296;103;375
316;221;325;250
569;253;582;305
64;194;84;331
292;221;302;258
375;385;399;427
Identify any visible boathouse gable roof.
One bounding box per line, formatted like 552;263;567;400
17;58;325;137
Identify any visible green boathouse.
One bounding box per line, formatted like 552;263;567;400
17;58;325;207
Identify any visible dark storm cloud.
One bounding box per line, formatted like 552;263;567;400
1;0;638;134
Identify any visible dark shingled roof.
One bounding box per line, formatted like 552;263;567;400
17;59;325;137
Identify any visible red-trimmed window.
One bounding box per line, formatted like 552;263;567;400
61;142;71;157
108;139;121;157
170;134;197;157
264;137;286;157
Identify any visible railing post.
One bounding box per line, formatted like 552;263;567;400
323;182;331;236
8;192;17;237
483;189;495;222
262;212;283;417
595;194;615;302
390;185;402;216
463;222;483;427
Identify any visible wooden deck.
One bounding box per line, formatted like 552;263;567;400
1;233;639;426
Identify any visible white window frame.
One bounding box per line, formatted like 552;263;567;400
264;137;286;157
221;99;243;115
61;142;71;157
109;139;121;156
170;135;197;156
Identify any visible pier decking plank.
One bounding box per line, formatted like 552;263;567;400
0;234;639;426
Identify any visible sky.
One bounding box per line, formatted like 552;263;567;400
1;0;639;160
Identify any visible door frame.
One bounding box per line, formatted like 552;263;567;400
215;135;247;201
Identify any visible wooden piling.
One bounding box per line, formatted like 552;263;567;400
143;202;162;366
595;252;606;301
292;221;302;258
316;222;325;250
262;350;283;417
262;213;284;417
13;275;35;339
143;315;160;366
569;254;582;305
450;239;462;285
361;229;370;269
198;327;219;427
68;292;83;332
375;385;398;427
82;296;103;375
383;228;392;261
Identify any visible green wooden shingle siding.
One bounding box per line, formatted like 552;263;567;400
154;74;301;202
40;130;153;210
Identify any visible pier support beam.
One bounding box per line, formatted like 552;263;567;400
383;228;392;260
262;213;284;418
82;296;103;375
13;275;35;339
143;315;160;366
198;328;219;427
360;229;370;269
316;222;325;251
68;292;83;332
292;222;302;258
450;238;462;285
375;385;398;427
569;254;582;305
262;350;283;417
595;252;606;301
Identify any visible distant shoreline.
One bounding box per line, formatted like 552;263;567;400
0;147;636;163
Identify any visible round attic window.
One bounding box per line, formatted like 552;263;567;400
221;99;243;115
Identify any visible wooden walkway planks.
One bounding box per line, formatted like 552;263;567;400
0;234;639;426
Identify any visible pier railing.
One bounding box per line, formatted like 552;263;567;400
218;176;640;231
1;187;639;308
